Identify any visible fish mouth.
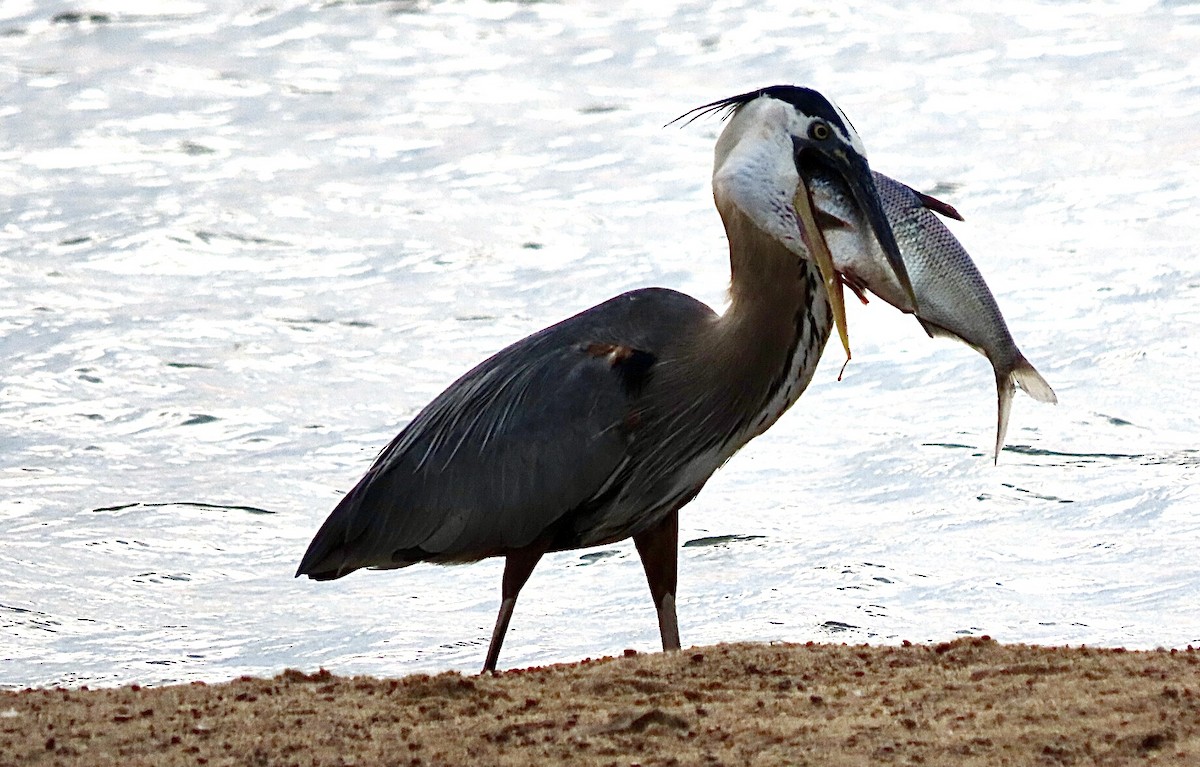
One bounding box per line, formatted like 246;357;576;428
792;144;918;356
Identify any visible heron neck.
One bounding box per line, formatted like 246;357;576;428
692;208;832;441
627;211;831;494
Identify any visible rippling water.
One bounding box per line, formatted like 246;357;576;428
2;0;1198;688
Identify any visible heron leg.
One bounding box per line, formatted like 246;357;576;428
633;509;680;652
482;547;543;673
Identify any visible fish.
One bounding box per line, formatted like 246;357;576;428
803;164;1057;463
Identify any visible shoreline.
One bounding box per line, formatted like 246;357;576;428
5;637;1199;766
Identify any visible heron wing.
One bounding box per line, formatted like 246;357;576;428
296;287;715;579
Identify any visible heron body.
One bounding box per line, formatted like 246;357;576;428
297;85;910;671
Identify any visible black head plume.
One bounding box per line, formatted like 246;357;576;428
668;85;855;133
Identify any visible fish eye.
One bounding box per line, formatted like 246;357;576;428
808;121;831;141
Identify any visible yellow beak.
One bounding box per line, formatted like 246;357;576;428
793;181;850;361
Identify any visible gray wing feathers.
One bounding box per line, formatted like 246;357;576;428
358;344;633;554
297;288;714;577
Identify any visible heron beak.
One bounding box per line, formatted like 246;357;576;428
793;139;918;359
791;179;850;360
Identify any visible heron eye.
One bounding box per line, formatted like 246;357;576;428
809;121;831;141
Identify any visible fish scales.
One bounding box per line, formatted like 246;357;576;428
806;167;1057;462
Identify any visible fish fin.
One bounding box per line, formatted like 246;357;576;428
815;208;852;231
913;189;965;221
994;371;1016;465
994;357;1057;464
1010;357;1058;404
839;272;872;305
916;318;944;340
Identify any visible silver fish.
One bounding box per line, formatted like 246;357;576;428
806;167;1057;463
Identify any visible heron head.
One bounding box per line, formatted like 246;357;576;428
680;86;916;356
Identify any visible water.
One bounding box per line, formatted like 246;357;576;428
2;0;1198;688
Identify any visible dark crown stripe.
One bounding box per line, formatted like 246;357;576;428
668;84;851;134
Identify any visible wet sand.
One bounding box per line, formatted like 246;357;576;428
4;637;1198;766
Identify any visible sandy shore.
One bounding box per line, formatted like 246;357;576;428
4;637;1198;766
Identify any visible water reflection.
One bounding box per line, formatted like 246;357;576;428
1;0;1199;688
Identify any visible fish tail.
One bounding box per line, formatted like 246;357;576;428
993;356;1057;464
1010;356;1058;404
993;371;1015;465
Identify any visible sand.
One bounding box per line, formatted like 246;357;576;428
4;637;1199;766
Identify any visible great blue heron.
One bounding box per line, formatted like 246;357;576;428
296;85;913;672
